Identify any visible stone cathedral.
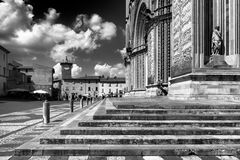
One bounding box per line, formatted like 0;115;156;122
125;0;240;101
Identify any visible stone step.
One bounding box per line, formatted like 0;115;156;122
78;120;240;127
106;109;240;115
14;143;240;156
40;135;240;145
60;127;240;135
117;104;240;110
93;114;240;121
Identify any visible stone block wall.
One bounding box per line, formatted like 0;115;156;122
171;0;193;78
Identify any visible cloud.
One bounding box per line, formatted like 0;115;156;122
32;56;37;60
117;47;127;59
45;8;60;23
53;63;82;79
71;64;82;78
94;63;111;77
110;63;125;77
94;63;125;77
0;0;117;63
0;0;33;37
53;63;62;79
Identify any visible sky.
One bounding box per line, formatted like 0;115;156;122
0;0;126;78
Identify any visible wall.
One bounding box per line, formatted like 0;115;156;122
99;82;125;96
0;49;8;96
171;0;193;78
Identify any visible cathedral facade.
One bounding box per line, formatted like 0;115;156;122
125;0;240;100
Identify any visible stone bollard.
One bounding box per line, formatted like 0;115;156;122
43;100;50;124
81;98;84;108
86;97;88;106
70;99;74;113
79;98;82;108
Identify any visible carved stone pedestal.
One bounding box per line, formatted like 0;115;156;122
168;68;240;102
206;55;231;68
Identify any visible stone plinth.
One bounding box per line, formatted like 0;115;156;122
206;55;231;68
169;69;240;102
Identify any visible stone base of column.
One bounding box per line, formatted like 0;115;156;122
168;68;240;102
146;84;168;97
206;55;231;68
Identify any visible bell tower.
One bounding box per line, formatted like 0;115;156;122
60;57;73;80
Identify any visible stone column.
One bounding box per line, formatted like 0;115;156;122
193;0;205;69
236;0;240;67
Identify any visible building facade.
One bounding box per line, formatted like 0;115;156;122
14;64;54;95
0;46;10;96
55;62;126;99
125;0;172;96
125;0;240;100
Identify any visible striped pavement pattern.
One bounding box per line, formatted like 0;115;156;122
0;156;238;160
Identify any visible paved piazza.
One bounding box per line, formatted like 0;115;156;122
0;101;78;157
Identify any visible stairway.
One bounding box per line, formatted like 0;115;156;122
15;98;240;156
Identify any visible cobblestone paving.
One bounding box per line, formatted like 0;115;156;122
0;102;82;157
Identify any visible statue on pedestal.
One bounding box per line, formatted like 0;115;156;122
206;26;230;68
211;26;223;55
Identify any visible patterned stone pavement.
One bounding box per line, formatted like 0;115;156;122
0;102;84;157
0;155;238;160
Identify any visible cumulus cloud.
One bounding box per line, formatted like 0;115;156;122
0;0;117;62
53;63;82;79
110;63;125;77
71;64;82;78
117;47;127;59
94;63;111;77
45;8;59;23
94;63;125;77
53;63;62;79
0;0;33;37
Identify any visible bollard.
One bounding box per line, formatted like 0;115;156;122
87;97;89;105
70;99;74;113
43;100;50;124
79;98;82;108
82;98;84;108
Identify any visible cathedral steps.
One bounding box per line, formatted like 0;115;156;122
116;104;240;110
78;120;240;127
60;127;240;135
15;143;240;156
39;135;240;145
93;114;240;121
106;109;240;114
14;99;240;156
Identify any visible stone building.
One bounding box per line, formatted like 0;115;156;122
17;64;54;95
125;0;240;100
0;45;10;96
55;61;126;99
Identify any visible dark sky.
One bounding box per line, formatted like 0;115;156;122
0;0;126;76
28;0;126;75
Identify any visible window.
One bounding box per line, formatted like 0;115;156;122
80;87;83;91
27;76;31;83
88;87;91;91
109;89;111;93
102;89;104;93
65;86;69;91
116;83;118;87
96;87;98;91
102;83;104;87
3;67;5;76
72;86;75;90
109;83;111;87
116;89;118;94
